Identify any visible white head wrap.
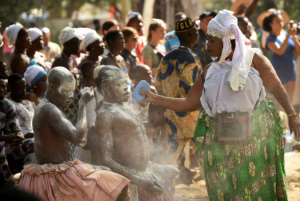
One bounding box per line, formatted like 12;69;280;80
126;12;142;25
5;23;24;46
41;27;50;33
75;28;94;41
58;27;78;44
80;31;102;52
28;28;43;41
207;10;251;91
24;65;47;87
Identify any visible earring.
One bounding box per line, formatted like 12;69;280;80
33;85;36;89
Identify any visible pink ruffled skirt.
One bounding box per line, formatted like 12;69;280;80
18;160;129;201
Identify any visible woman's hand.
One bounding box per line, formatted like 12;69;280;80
287;24;297;37
141;90;155;103
289;116;300;141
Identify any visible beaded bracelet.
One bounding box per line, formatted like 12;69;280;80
152;94;158;105
288;112;298;117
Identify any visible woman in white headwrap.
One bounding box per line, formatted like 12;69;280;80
26;28;52;72
143;10;297;200
6;23;31;76
63;31;105;126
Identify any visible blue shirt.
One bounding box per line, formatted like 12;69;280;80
266;34;295;84
164;30;180;53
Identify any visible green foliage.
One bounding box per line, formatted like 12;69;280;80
0;0;38;28
282;0;300;22
200;0;232;12
44;0;105;18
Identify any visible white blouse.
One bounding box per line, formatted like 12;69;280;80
200;60;266;117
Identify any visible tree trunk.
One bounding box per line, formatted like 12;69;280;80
121;0;130;26
143;0;155;37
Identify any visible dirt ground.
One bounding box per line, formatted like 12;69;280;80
174;152;300;201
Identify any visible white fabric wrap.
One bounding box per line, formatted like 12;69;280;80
28;28;42;41
5;23;24;46
58;27;77;44
207;10;251;91
80;31;102;52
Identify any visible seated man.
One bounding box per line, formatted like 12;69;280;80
0;75;33;174
18;67;129;201
94;66;179;201
8;74;35;138
0;75;24;190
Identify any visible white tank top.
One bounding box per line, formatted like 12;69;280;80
200;50;266;117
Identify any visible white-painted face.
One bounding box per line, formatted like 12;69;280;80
105;71;129;102
57;80;75;108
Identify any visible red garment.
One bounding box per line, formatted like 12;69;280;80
136;37;145;64
2;30;13;53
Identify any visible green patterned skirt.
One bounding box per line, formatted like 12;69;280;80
194;99;288;201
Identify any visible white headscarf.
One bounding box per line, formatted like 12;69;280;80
5;23;24;46
24;65;47;87
41;27;50;34
75;28;94;40
80;31;102;52
207;10;251;91
28;28;43;41
58;27;78;44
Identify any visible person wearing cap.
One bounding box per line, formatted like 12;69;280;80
24;64;47;106
26;28;51;72
27;28;44;60
39;27;61;63
6;23;31;76
154;17;202;185
263;10;300;102
142;10;298;200
52;27;80;71
126;12;145;63
192;11;216;67
164;12;186;52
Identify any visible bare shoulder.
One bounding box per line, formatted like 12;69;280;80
35;101;61;119
96;106;115;122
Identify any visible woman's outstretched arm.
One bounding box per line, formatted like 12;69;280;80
253;52;300;138
142;72;204;112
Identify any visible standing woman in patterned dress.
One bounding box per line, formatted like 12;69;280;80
143;10;299;200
